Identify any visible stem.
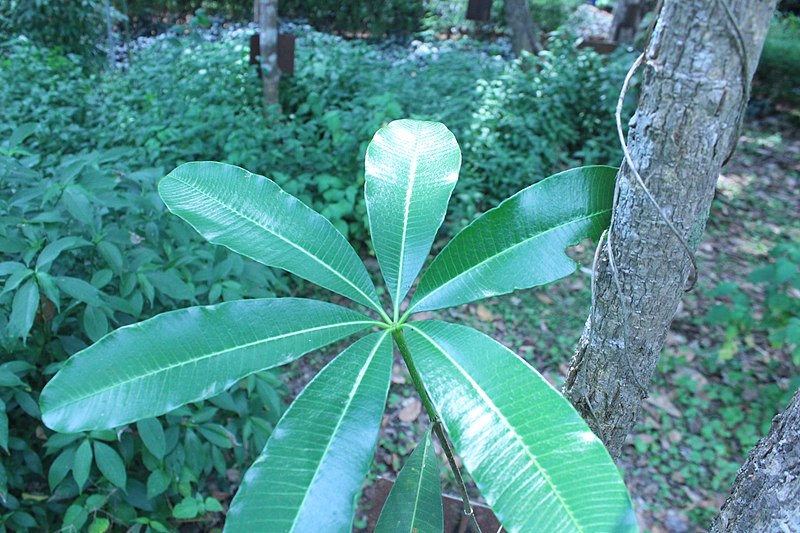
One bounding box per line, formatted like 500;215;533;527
391;328;483;533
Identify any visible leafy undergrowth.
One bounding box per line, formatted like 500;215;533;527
283;113;799;532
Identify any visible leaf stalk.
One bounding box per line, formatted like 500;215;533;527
391;328;483;533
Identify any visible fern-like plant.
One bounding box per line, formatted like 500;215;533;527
40;120;636;532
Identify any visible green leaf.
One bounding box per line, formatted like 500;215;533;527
54;276;104;306
159;162;383;315
0;267;32;297
409;166;616;313
365;120;461;316
36;237;90;272
374;429;442;533
146;469;171;499
83;305;109;342
0;400;8;453
40;298;376;433
172;497;199;519
7;279;39;341
137;418;166;461
48;447;75;491
97;241;124;275
225;331;393;532
88;517;111;533
403;321;636;532
62;504;88;530
72;439;93;490
93;441;126;490
204;496;223;512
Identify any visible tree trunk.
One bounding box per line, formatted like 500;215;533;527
104;0;115;69
258;0;280;112
504;0;542;56
712;388;800;531
608;0;644;44
562;0;776;459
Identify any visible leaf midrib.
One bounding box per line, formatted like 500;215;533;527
168;175;381;313
48;320;376;414
289;331;389;532
412;207;610;312
407;435;431;532
406;324;583;532
393;143;420;317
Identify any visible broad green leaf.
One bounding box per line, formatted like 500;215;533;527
403;321;636;532
409;166;616;313
365;120;461;316
93;441;126;490
374;429;442;533
159;162;382;314
73;439;93;490
147;469;171;499
173;497;199;519
0;267;32;297
55;276;104;306
40;298;377;433
225;331;393;532
137;418;166;461
36;237;91;272
83;305;109;342
48;447;75;491
7;279;39;341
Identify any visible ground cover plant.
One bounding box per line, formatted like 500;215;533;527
39;120;636;531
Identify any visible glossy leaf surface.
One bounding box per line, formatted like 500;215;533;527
40;299;376;432
403;321;636;532
374;430;442;533
365;120;461;315
410;166;616;313
159;162;382;313
225;332;393;532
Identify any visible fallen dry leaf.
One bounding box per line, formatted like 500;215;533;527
398;398;422;422
475;304;494;321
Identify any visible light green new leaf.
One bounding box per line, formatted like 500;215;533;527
40;298;377;433
403;321;636;533
365;120;461;316
374;429;442;533
225;331;393;533
159;162;383;314
410;166;616;313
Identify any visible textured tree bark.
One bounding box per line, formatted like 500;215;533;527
504;0;542;56
562;0;776;459
608;0;644;43
258;0;280;112
711;388;800;531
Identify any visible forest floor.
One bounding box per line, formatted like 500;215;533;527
282;109;800;532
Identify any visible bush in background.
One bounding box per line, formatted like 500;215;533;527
0;0;106;62
461;33;635;208
755;13;800;104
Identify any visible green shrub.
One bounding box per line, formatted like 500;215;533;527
706;242;800;365
0;0;106;63
461;33;636;208
755;13;800;104
0;126;287;531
